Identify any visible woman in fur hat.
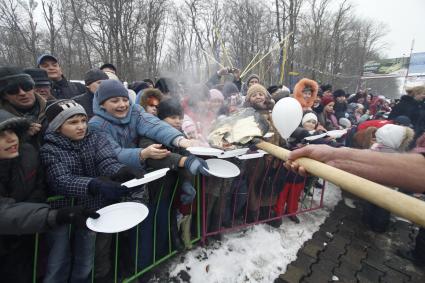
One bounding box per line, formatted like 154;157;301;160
293;78;319;111
139;88;163;116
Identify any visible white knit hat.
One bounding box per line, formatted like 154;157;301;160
302;112;318;126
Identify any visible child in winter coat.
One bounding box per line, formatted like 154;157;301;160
0;110;99;283
89;80;197;171
40;99;141;283
243;84;286;223
363;124;414;232
139;98;209;252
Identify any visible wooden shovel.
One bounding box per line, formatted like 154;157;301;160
255;140;425;228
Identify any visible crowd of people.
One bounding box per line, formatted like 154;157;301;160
1;53;425;282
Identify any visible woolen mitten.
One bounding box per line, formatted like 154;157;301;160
183;155;210;176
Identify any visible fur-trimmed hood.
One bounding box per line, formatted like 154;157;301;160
293;78;319;108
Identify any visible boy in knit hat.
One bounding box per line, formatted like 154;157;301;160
40;99;142;283
139;98;209;251
0;109;100;283
73;68;109;119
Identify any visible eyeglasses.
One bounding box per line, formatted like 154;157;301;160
4;80;34;95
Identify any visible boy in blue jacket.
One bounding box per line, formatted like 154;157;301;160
41;99;142;283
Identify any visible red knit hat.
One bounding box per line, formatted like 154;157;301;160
321;96;334;106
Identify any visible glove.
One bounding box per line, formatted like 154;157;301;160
88;178;132;200
110;166;144;183
55;206;100;227
180;181;196;204
183;155;210;176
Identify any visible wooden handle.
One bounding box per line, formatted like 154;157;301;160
256;141;425;228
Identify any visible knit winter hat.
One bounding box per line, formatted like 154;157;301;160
0;67;35;95
46;99;87;132
157;98;183;120
246;84;269;100
375;124;408;150
84;69;109;86
0;109;30;138
321;96;334;106
222;82;239;97
302;112;318;126
209;89;224;101
96;80;129;105
246;74;260;85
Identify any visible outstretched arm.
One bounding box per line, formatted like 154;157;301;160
286;145;425;193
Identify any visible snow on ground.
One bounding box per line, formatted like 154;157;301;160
166;183;342;283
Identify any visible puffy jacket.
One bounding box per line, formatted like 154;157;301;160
40;130;124;210
0;143;52;256
89;94;183;170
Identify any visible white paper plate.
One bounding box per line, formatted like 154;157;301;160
326;129;347;139
263;132;275;138
204;159;240;178
216;148;250;159
237;150;266;160
86;202;149;233
304;133;327;141
187;146;224;156
122;168;169;188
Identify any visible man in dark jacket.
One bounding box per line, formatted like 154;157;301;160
37;54;86;99
389;86;425;137
0;110;99;283
24;67;56;101
74;68;109;119
0;66;49;148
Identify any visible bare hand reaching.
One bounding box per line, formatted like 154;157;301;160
140;144;170;160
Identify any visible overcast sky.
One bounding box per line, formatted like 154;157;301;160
33;0;424;59
350;0;425;58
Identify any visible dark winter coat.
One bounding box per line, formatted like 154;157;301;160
334;101;348;120
73;90;94;119
51;76;86;100
389;95;425;135
40;130;124;210
0;93;48;148
0;143;52;251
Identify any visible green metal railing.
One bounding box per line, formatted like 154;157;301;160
32;175;202;283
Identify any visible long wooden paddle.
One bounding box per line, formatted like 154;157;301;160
255;140;425;228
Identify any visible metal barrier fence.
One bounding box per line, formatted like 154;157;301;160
201;156;325;242
29;155;324;282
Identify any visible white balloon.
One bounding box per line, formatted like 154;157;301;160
272;97;303;139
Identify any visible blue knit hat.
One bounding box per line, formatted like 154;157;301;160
96;80;129;105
